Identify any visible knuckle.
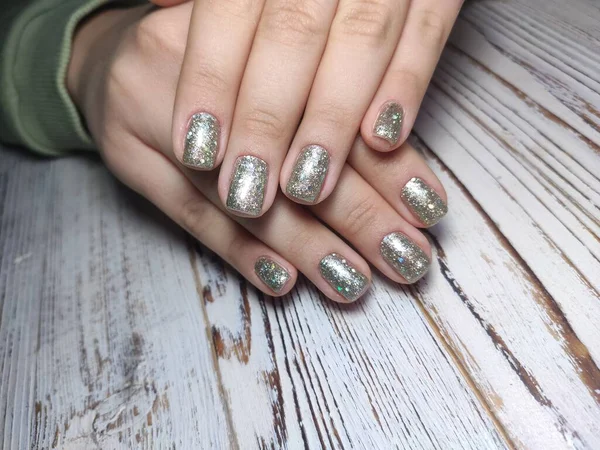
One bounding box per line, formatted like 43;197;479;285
344;197;379;238
284;228;315;260
387;67;423;93
259;0;328;47
414;8;447;49
240;105;287;141
186;59;230;94
180;196;215;239
311;102;351;133
336;0;394;46
224;233;248;263
208;0;262;22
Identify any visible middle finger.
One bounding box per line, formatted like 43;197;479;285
217;0;339;217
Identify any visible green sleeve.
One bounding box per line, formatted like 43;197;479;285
0;0;143;156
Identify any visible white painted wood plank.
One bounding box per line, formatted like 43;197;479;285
0;151;232;449
413;139;600;449
403;2;600;446
448;17;600;161
194;248;508;449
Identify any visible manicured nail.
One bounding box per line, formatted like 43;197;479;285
286;145;329;203
255;257;290;293
401;177;448;226
380;232;430;283
319;253;369;302
183;112;220;169
373;101;403;146
226;155;268;216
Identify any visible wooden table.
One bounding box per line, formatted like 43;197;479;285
1;0;599;448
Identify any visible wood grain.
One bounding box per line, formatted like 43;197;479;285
1;0;600;449
0;155;232;448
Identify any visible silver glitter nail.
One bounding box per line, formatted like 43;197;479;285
373;101;404;145
401;177;448;227
319;253;369;302
183;112;220;169
226;155;268;216
380;233;430;283
255;257;290;293
286;145;329;203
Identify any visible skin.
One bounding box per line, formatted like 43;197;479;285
67;3;447;303
157;0;463;216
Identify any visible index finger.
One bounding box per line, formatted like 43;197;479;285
172;0;265;170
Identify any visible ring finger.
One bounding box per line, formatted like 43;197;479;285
171;0;264;170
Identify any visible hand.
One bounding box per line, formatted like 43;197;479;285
67;2;448;303
155;0;461;217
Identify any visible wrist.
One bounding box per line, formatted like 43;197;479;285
67;5;147;139
67;8;116;110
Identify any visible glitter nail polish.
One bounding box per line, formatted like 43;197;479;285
380;233;430;283
319;253;369;302
373;101;403;146
286;145;329;203
401;177;448;227
226;155;268;216
183;112;220;169
255;257;290;293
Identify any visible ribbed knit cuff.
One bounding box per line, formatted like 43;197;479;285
0;0;143;156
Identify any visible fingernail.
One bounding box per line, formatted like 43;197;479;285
381;232;430;283
286;145;329;203
255;257;290;293
183;112;220;169
401;177;448;226
373;101;403;146
226;155;268;216
319;253;369;302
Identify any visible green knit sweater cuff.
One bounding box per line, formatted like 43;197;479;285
0;0;116;156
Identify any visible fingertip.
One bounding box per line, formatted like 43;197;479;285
282;186;330;206
401;176;449;228
219;155;272;218
254;255;297;296
360;123;394;153
318;252;372;304
281;144;331;205
178;112;221;171
379;230;432;285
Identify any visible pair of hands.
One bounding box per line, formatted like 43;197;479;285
67;2;450;302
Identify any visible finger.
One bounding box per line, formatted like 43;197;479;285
279;0;410;206
311;164;432;284
190;169;371;303
348;137;448;228
172;0;265;170
217;0;339;217
108;137;297;296
361;0;463;151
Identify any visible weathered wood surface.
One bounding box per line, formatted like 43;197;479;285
1;0;599;448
